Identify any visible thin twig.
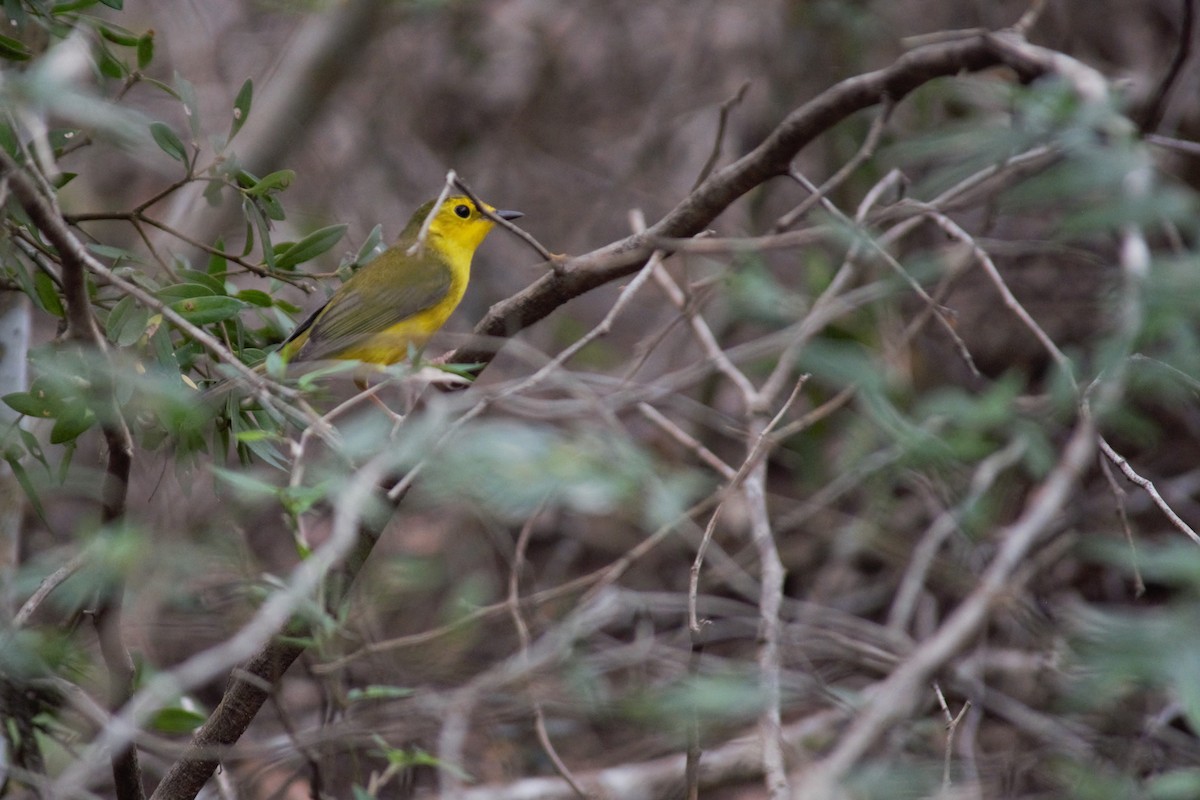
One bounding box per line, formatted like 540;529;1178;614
1098;451;1146;597
692;80;751;191
1098;436;1200;547
637;402;736;480
787;168;981;380
650;262;758;401
934;683;971;791
920;207;1075;389
887;438;1027;633
795;414;1099;792
773;99;894;232
13;551;87;628
507;507;590;799
1137;0;1194;134
453;174;559;264
59;451;398;798
1011;0;1048;36
409;170;457;257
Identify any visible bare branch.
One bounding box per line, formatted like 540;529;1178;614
794;414;1098;793
448;31;1080;370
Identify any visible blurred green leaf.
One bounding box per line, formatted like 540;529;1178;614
235;289;273;307
1148;770;1200;800
275;224;347;271
19;428;48;471
348;685;415;702
241;169;295;197
106;295;151;347
50;405;96;444
33;271;64;318
174;72;202;139
97;23;139;47
207;241;228;275
177;269;228;295
150;121;187;163
167;295;246;325
97;43;125;79
230;78;252;140
136;31;154;69
352;224;385;268
149;706;206;734
4;390;54;419
98;0;124;8
3;451;51;530
157;283;216;303
0;33;32;61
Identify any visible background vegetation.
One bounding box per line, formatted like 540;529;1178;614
2;1;1200;798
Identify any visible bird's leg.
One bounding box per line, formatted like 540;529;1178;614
354;371;406;430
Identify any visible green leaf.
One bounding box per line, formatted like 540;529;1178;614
0;121;19;157
3;391;54;418
242;198;275;268
19;428;48;471
233;429;282;443
235;289;272;307
136;32;154;69
52;1;102;13
88;243;135;261
207;240;227;275
275;224;347;271
174;72;202;139
97;23;139;47
98;0;123;9
157;283;216;303
177;269;228;295
33;272;64;318
0;33;32;62
50;406;96;444
230;78;252;140
242;435;287;469
352;787;374;800
167;296;246;325
58;440;76;484
49;129;84;155
97;44;125;79
4;452;51;530
242;169;295;198
261;193;286;221
353;224;385;268
150;323;181;373
150;122;187;163
149;707;206;734
141;77;182;101
347;685;415;702
106;295;150;347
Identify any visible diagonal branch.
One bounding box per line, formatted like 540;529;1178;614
448;30;1083;370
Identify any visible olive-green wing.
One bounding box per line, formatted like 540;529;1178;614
289;251;453;362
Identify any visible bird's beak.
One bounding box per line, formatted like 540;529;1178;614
496;209;524;222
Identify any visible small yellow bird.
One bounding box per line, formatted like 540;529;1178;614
280;194;521;366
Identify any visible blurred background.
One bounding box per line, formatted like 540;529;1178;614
7;1;1200;798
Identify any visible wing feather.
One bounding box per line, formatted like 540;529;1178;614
291;251;453;362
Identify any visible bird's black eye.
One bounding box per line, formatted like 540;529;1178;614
454;204;471;219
